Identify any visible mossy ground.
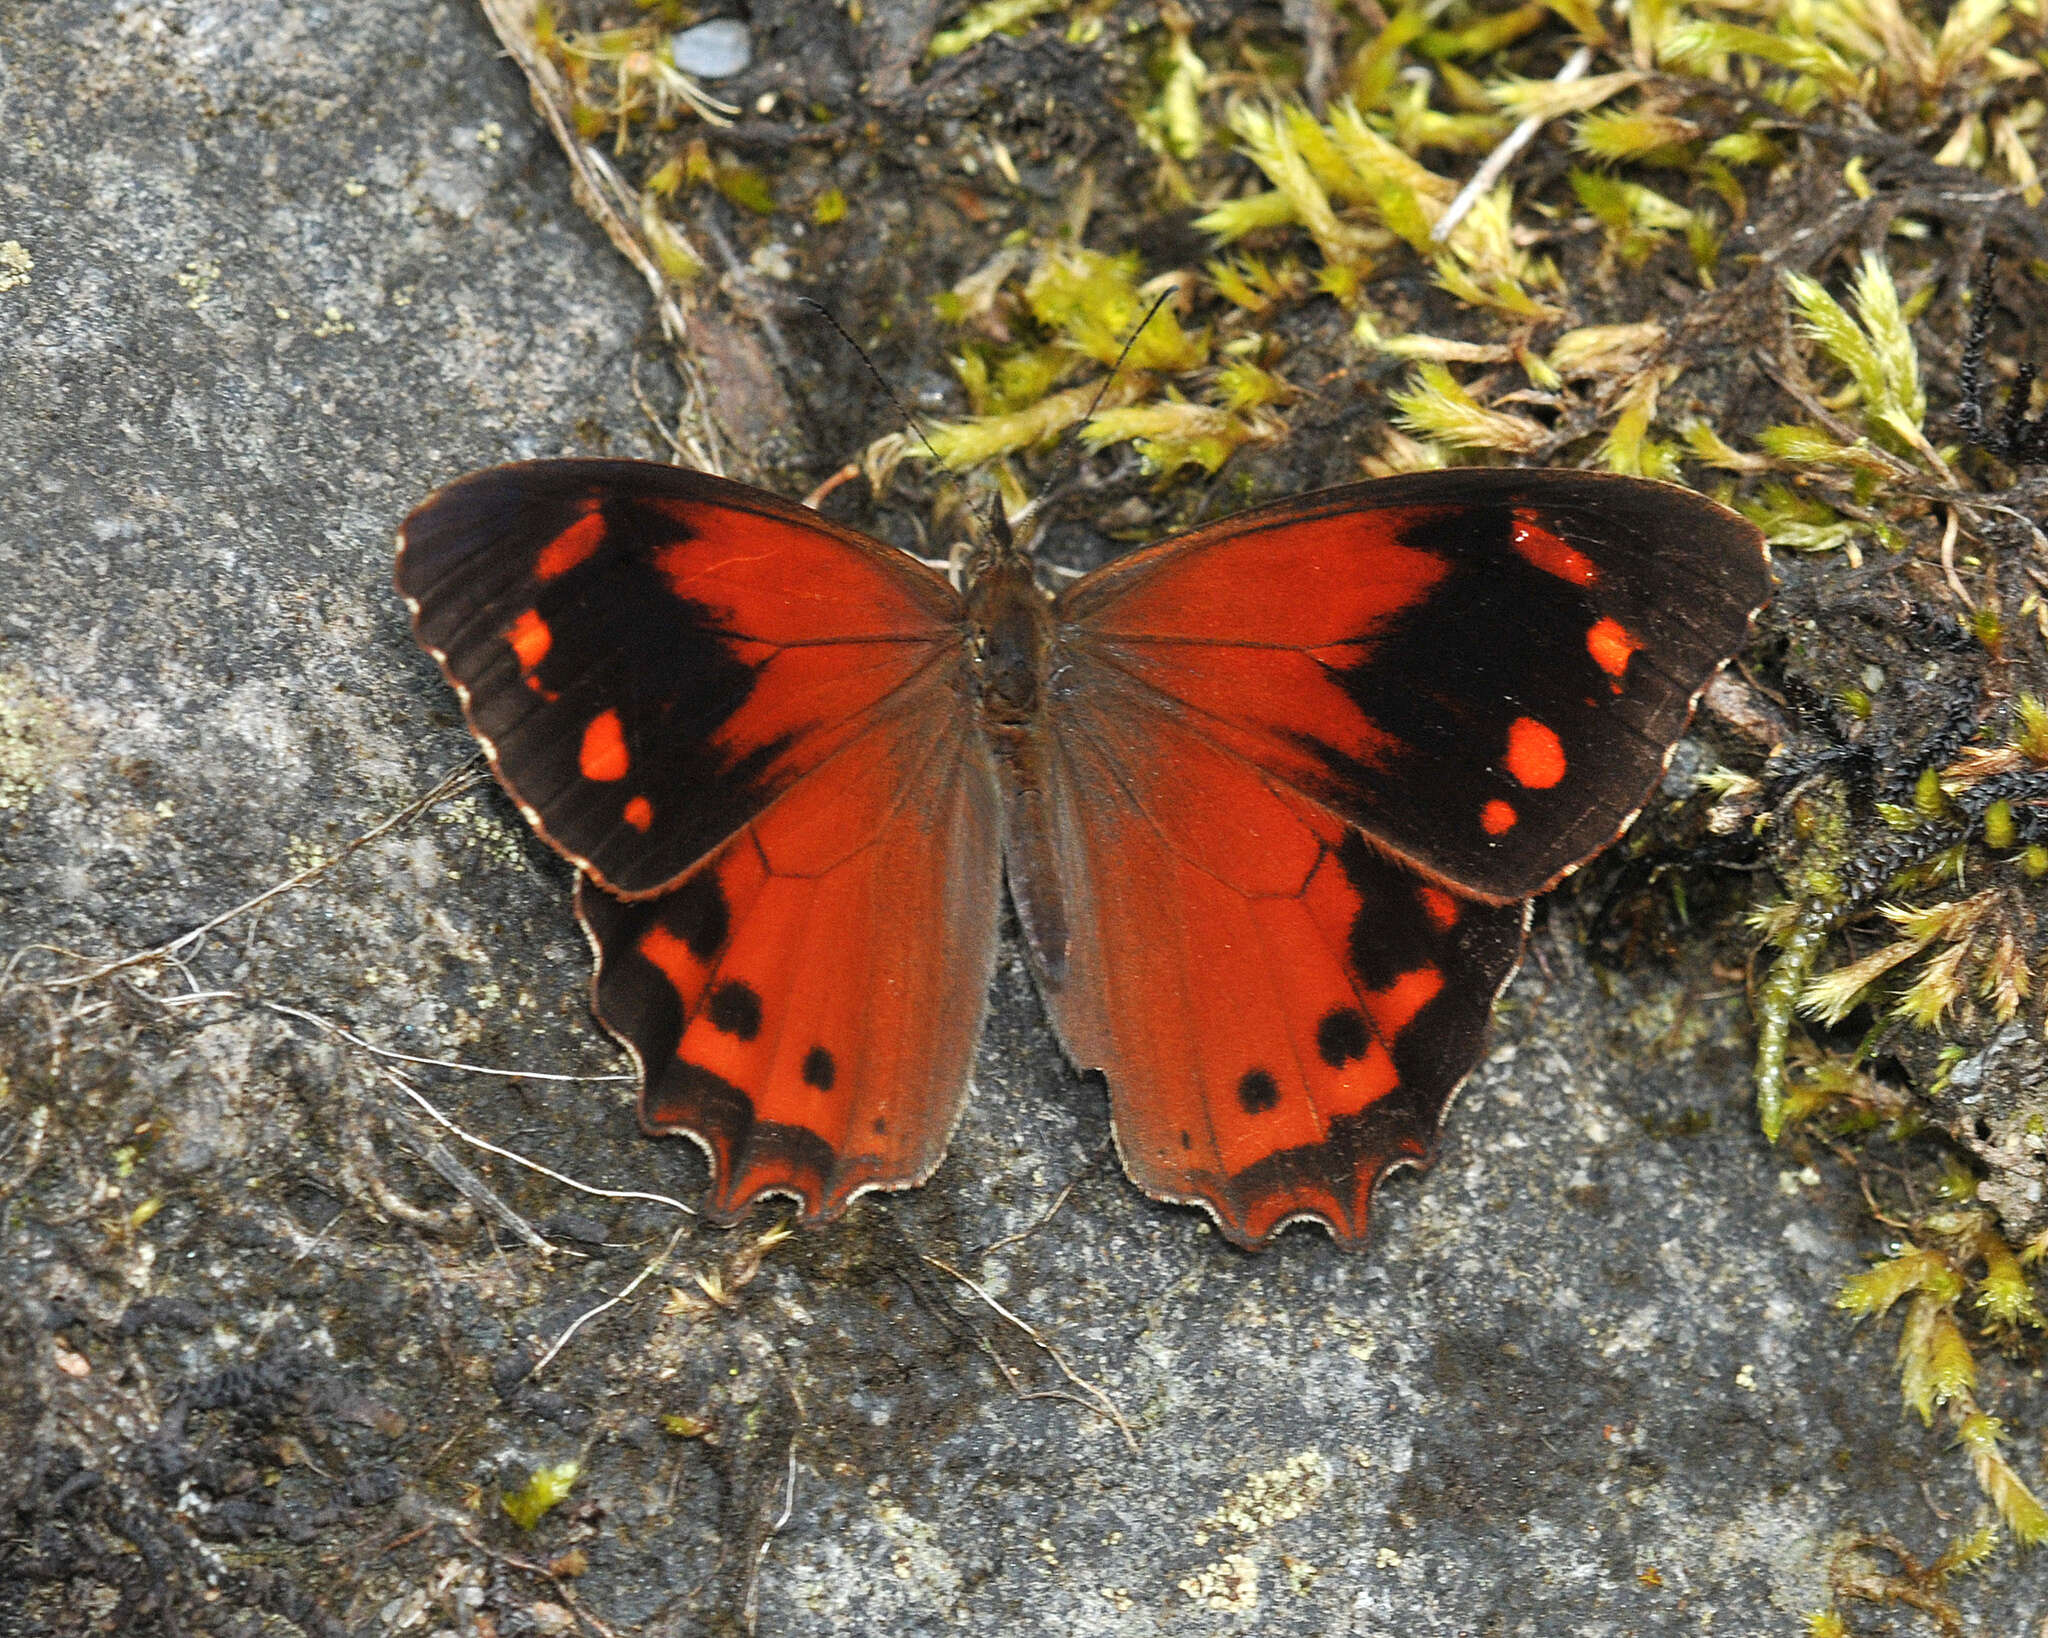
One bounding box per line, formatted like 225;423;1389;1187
516;0;2048;1619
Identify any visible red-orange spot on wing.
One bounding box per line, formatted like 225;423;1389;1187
580;710;630;782
1417;885;1461;930
637;921;706;998
1503;716;1567;790
536;506;606;581
623;796;654;832
1586;615;1641;685
1481;798;1518;836
1367;966;1444;1039
1511;512;1597;587
506;608;552;672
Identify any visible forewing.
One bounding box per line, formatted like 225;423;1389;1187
577;678;1005;1222
1057;469;1768;901
396;459;965;897
1027;661;1527;1248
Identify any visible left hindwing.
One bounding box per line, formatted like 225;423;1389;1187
1056;469;1769;903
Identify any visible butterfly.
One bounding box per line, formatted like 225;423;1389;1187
396;460;1767;1248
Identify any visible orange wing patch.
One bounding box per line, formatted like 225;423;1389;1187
1503;716;1567;790
1586;615;1641;687
506;609;552;672
1416;885;1462;931
579;710;630;782
536;505;605;581
1069;507;1450;645
1509;510;1598;586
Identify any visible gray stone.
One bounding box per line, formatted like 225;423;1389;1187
2;2;2041;1633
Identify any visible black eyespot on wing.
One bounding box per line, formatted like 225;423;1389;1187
1237;1069;1281;1115
1316;1007;1369;1067
802;1046;836;1091
708;979;762;1040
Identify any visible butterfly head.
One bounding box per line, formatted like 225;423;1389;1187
950;476;1052;591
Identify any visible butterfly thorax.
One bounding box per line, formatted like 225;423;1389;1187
964;552;1054;730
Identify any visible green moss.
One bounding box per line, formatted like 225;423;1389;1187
501;1460;580;1530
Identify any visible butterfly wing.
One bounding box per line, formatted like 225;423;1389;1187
1058;469;1769;902
397;459;969;898
398;460;1004;1221
1027;681;1529;1245
1029;471;1765;1245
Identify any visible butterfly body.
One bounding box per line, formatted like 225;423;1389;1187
964;540;1085;988
397;460;1767;1248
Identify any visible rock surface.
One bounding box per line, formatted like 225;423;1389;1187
3;3;2043;1634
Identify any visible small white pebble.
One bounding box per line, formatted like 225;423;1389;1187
749;241;794;281
672;18;752;79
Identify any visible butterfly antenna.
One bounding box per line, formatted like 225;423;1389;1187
1086;286;1177;428
1010;285;1177;537
795;296;952;474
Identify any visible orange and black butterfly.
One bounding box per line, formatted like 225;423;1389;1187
396;461;1767;1247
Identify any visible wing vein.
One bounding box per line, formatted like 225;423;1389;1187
642;646;965;891
1053;656;1365;895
